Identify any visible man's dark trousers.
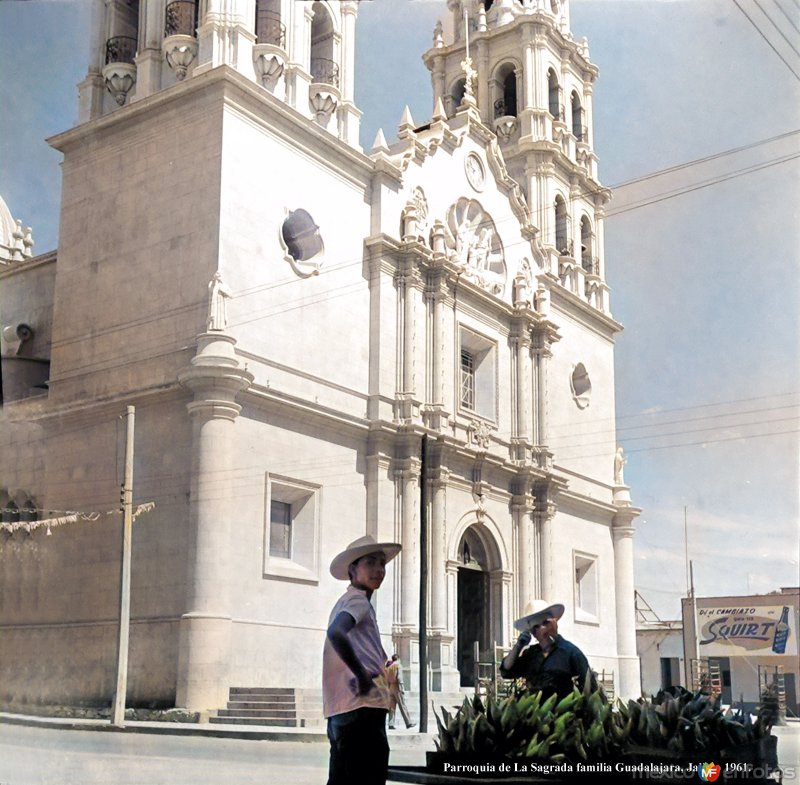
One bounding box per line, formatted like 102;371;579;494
327;707;389;785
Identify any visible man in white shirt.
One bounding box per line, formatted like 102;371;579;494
323;535;401;785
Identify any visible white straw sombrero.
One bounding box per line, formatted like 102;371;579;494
330;535;401;580
513;599;565;631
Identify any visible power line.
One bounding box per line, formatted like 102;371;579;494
755;0;800;57
608;128;800;192
773;0;800;35
605;152;800;217
732;0;800;80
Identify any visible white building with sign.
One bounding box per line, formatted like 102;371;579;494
682;588;799;715
1;0;642;719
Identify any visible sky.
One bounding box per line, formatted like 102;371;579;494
1;0;798;621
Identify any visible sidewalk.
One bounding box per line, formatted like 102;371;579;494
0;710;436;748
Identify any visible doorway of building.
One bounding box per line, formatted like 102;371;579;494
456;526;491;687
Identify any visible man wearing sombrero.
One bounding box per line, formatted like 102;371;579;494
500;599;594;699
323;535;401;785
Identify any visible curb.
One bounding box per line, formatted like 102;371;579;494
0;711;437;747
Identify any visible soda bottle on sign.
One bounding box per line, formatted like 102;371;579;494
771;606;790;654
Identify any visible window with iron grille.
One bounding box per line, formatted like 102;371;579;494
458;327;497;421
460;349;475;410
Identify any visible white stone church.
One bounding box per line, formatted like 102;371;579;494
0;0;641;720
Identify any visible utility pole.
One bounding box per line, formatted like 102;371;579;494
112;405;135;726
419;434;429;733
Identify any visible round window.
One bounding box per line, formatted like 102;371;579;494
571;363;591;409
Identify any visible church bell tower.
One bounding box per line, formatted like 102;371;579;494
81;0;361;147
423;0;610;313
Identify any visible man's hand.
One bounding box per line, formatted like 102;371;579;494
516;630;532;648
351;672;375;696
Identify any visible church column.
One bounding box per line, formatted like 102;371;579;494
511;494;536;613
176;331;253;711
429;466;448;632
612;505;642;699
397;457;421;628
393;455;421;693
519;41;535;139
195;0;256;77
134;0;166;101
428;464;458;691
78;0;107;122
285;1;313;113
394;259;421;423
337;1;361;148
532;328;554;461
423;268;449;431
477;38;490;120
534;499;555;601
510;318;532;462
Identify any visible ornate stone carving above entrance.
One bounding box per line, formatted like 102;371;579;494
444;198;506;296
467;418;492;450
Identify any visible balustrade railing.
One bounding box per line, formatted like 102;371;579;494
164;0;198;37
310;57;339;88
581;256;600;275
256;9;286;47
105;36;137;65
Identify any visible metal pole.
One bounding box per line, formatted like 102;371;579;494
683;506;689;595
419;434;429;733
690;560;700;665
112;405;135;726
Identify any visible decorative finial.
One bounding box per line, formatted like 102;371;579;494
371;128;390;153
399;105;415;129
432;96;447;123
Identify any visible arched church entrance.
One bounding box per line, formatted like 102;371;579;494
456;524;501;687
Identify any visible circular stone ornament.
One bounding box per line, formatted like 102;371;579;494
464;153;486;192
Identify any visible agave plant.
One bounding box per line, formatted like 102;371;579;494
620;686;774;754
433;672;631;763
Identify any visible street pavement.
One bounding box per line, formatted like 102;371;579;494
0;719;426;785
1;715;798;785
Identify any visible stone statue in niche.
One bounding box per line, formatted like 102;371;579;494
513;258;533;308
402;187;429;244
207;271;232;331
614;446;627;485
534;283;550;316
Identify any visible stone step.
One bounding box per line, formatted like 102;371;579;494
218;707;297;718
229;687;294;697
226;700;299;711
209;716;298;727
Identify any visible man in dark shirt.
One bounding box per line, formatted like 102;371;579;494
500;599;593;699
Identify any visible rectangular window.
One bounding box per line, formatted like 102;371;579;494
458;327;497;421
574;552;599;622
269;499;292;559
460;349;475;409
264;474;321;584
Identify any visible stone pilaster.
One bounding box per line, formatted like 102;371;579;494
175;332;253;712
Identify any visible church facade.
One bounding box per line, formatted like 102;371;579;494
0;0;641;716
